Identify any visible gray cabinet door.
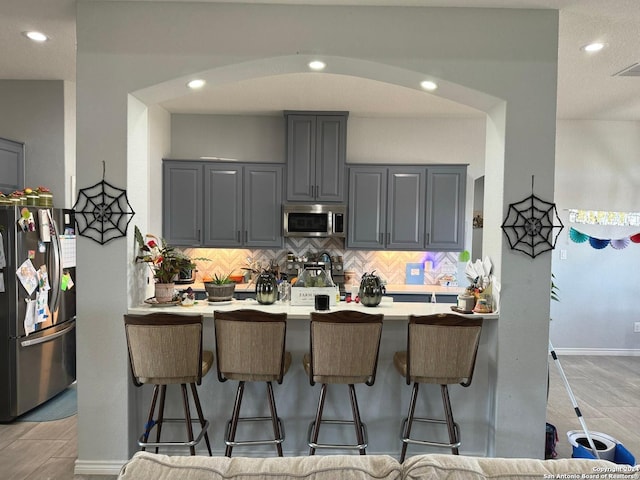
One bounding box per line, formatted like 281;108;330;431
0;137;24;194
347;167;387;249
286;115;315;201
203;164;242;247
387;168;425;249
244;165;283;248
286;113;346;202
425;165;466;251
315;115;346;202
162;161;202;246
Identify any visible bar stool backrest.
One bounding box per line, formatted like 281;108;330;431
124;313;205;386
214;309;288;383
309;311;383;385
407;314;483;386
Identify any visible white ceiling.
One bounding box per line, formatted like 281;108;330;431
2;0;640;120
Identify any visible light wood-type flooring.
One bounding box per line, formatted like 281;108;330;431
0;355;638;479
547;355;640;460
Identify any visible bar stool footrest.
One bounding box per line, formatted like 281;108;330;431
225;416;285;447
138;418;210;448
400;416;461;448
307;419;369;450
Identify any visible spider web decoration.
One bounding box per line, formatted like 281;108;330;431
73;162;135;245
501;177;564;258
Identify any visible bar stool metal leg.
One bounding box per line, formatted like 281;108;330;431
266;382;284;457
308;384;328;455
400;382;420;462
348;384;366;455
181;384;196;456
226;381;246;457
155;385;167;453
190;383;212;456
441;385;459;455
141;385;160;452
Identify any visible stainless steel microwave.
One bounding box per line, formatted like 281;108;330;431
283;204;346;238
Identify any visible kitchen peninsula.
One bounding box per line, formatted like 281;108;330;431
128;300;498;457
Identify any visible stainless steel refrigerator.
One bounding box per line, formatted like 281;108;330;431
0;206;76;422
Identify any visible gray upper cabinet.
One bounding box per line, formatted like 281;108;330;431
0;137;25;194
347;166;425;250
285;112;347;203
348;164;466;251
204;164;242;247
163;160;283;248
425;165;466;251
243;165;283;248
163;161;203;246
347;167;387;249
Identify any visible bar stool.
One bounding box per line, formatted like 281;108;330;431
124;313;213;456
394;313;483;461
304;310;383;455
214;309;290;457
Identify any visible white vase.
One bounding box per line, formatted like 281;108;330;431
154;282;175;303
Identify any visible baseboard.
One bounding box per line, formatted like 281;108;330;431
553;348;640;356
74;459;127;476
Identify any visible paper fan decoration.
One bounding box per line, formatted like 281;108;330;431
610;238;630;250
631;233;640;243
588;237;610;249
569;227;589;243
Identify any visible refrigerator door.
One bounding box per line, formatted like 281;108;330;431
9;319;76;420
12;207;66;338
0;206;77;421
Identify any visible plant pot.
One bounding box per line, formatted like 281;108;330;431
205;283;235;302
154;282;176;303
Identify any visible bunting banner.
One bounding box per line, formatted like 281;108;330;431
569;227;640;250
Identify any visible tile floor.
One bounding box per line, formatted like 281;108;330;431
1;355;638;479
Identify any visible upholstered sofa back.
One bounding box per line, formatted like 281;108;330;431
118;451;638;480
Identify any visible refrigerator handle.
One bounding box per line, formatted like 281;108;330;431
21;319;76;347
49;213;62;316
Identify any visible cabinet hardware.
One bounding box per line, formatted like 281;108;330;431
379;232;384;244
237;230;241;242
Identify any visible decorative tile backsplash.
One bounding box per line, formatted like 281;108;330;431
183;237;463;286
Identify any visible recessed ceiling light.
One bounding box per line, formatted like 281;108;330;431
420;80;438;91
308;60;326;71
24;31;48;42
187;79;206;89
582;42;604;53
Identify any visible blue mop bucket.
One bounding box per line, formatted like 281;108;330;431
568;430;636;466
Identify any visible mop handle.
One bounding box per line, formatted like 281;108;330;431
548;341;600;459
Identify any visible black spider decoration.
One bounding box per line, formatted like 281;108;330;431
73;162;135;245
501;177;564;258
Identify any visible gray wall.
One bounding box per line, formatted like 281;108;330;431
551;120;640;353
0;80;72;206
76;2;558;470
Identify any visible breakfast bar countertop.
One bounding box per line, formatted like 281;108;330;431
183;282;466;296
129;298;498;320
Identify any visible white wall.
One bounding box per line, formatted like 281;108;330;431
169;114;486;167
0;80;69;206
76;2;558;470
170;114;285;162
551;120;640;353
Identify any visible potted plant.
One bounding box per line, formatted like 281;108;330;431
134;226;195;303
204;272;236;302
